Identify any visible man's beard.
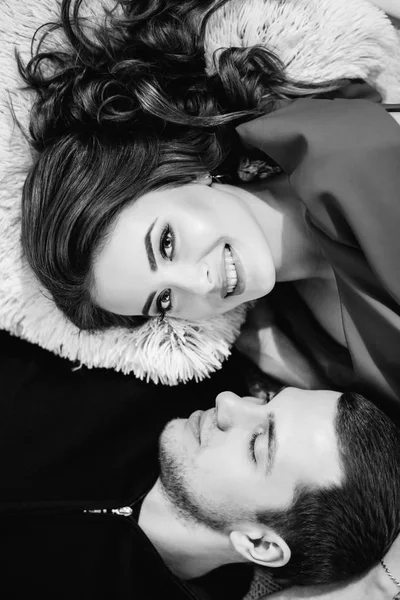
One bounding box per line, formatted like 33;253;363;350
158;422;229;531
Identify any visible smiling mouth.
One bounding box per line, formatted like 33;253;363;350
224;245;238;296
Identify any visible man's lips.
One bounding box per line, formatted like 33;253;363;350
187;410;203;442
198;410;209;443
187;409;212;444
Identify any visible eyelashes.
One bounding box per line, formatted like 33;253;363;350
249;431;261;463
159;224;175;261
156;289;172;318
156;224;175;318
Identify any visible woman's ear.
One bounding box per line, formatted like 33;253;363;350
195;174;213;186
230;528;291;568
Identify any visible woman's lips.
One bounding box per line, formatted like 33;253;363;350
227;244;245;297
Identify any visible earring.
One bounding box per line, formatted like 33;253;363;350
196;173;230;185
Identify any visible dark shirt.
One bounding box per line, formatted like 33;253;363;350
0;330;252;599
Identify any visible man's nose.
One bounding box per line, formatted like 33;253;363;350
215;391;247;431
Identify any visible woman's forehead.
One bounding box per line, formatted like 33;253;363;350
92;207;152;315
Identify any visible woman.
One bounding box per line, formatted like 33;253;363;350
19;0;400;403
22;94;400;403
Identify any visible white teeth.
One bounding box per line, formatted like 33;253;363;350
224;247;238;294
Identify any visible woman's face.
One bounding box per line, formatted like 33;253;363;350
92;182;276;321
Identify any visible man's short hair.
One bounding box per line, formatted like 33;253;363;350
258;391;400;586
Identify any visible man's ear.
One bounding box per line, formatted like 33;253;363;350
229;528;291;568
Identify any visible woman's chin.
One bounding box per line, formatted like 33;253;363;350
242;282;275;306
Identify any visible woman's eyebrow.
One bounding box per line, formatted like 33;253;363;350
145;218;158;272
142;218;158;316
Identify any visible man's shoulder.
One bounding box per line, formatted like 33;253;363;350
0;510;201;600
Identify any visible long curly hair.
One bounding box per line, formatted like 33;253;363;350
18;0;345;330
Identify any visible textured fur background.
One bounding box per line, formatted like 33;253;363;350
0;0;399;386
206;0;400;100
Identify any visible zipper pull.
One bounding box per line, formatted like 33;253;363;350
83;506;133;517
111;506;133;517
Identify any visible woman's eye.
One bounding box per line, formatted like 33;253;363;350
157;289;172;314
160;225;175;261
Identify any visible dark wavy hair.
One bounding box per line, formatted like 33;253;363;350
18;0;346;330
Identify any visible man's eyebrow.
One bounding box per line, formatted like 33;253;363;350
142;291;157;317
145;219;158;272
266;414;277;476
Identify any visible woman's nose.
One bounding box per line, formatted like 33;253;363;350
170;262;214;296
215;391;251;431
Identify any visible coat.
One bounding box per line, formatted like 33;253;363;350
237;97;400;424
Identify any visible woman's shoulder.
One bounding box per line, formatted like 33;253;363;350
236;96;400;177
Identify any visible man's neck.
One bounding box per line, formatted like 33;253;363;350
138;479;243;580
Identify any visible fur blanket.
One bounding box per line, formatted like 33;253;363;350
1;0;399;387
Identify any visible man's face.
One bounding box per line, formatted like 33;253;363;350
159;388;343;528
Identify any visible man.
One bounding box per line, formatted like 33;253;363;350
0;330;254;600
139;388;400;589
1;333;400;599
